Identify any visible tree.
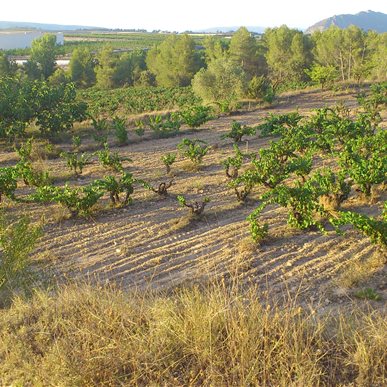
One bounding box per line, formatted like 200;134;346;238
264;26;312;87
69;47;96;87
203;35;228;64
30;34;57;79
305;64;338;89
0;52;16;77
34;82;88;135
112;50;146;87
48;68;70;85
192;57;247;104
23;60;41;80
146;34;201;87
0;77;36;140
312;26;372;82
247;75;275;103
366;31;387;81
229;27;265;78
95;47;117;89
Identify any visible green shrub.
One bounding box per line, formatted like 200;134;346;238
177;138;209;165
0;213;41;301
112;116;129;145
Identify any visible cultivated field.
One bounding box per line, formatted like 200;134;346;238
3;88;385;309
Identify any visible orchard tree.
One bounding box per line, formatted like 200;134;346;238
34;82;88;135
30;34;58;79
146;34;202;87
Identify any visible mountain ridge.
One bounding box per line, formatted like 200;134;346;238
0;20;105;31
305;10;387;34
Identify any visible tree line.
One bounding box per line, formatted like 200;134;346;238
0;25;386;103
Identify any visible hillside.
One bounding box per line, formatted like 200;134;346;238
0;20;104;31
306;10;387;34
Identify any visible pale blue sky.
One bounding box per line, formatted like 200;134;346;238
2;0;387;31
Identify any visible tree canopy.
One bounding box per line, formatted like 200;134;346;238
146;34;202;87
30;34;58;79
191;57;246;104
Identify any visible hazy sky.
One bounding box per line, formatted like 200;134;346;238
2;0;387;31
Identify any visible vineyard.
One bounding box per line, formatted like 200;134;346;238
1;83;386;306
63;31;208;54
1;12;387;383
79;86;200;116
0;75;386;385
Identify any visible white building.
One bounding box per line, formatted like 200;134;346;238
0;31;64;50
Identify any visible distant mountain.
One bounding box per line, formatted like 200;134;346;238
305;10;387;34
0;20;105;31
193;26;265;34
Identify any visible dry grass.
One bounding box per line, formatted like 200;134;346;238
0;282;386;386
336;251;386;288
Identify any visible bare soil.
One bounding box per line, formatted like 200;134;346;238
3;88;386;310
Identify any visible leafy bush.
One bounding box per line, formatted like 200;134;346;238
31;184;103;217
247;75;276;103
134;120;145;136
356;82;387;126
93;173;135;205
96;144;131;172
221;121;256;143
235;142;312;191
60;151;92;176
149;113;181;138
339;132;387;197
305;64;338;89
222;144;244;179
332;210;387;246
15;160;50;187
90;116;109;145
247;214;269;243
0;213;41;299
179;105;213;128
258;112;303;137
14;139;50;187
250;183;327;238
177;138;209;165
112;116;129;145
34;82;88;135
306;169;351;210
0;167;18;203
0;77;35;141
161;152;176;174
